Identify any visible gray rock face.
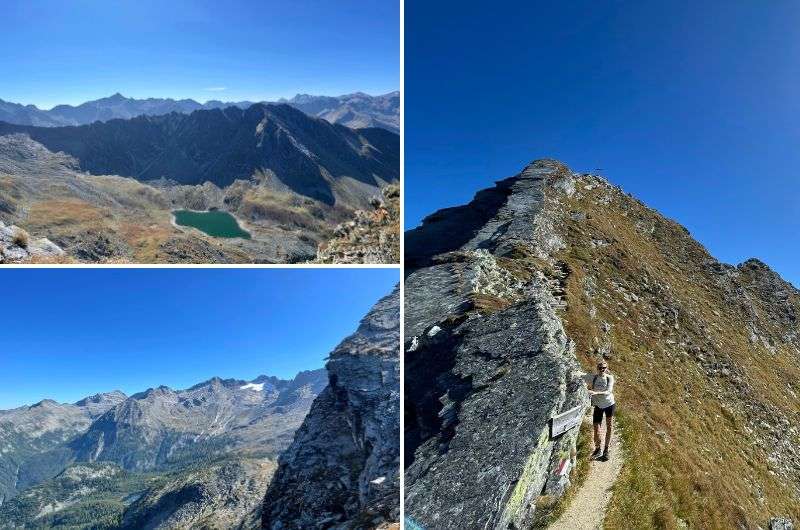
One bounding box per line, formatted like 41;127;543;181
404;160;589;529
262;285;400;529
771;518;795;530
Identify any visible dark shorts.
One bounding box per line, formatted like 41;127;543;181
593;404;615;424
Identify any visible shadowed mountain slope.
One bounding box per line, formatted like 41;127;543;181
0;104;398;206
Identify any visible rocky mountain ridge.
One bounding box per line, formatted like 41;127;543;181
404;160;800;529
0;103;399;206
0;91;399;132
262;285;400;529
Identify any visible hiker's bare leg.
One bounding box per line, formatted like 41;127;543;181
593;422;601;450
605;417;613;452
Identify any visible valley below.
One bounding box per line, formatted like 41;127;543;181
0;99;400;264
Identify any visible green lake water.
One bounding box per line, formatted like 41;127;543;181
173;210;251;239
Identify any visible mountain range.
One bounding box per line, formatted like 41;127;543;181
0;370;326;508
0;91;399;133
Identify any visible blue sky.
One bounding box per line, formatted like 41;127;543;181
0;0;399;109
0;269;398;409
406;1;800;287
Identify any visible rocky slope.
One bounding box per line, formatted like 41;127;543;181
0;458;274;530
0;220;65;263
0;92;399;132
0;462;161;529
0;392;127;503
0;131;397;263
119;457;275;530
404;160;800;529
262;285;401;529
314;184;400;264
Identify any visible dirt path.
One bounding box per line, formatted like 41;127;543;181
548;426;623;530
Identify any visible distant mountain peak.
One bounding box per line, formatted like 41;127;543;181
74;390;127;406
32;398;59;408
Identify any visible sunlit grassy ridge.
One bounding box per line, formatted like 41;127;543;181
495;169;800;528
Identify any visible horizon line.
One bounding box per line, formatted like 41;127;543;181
2;89;401;112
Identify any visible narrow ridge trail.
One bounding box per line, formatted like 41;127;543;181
548;426;623;530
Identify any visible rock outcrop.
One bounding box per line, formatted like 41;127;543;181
314;184;400;264
404;161;589;529
0;220;64;263
404;159;800;528
262;285;400;529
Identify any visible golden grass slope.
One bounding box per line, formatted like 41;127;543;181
495;166;800;528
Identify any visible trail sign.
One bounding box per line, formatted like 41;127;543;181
550;405;583;439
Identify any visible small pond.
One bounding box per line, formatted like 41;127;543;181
172;210;251;239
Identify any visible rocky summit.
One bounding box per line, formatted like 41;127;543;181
262;285;400;529
404;160;800;529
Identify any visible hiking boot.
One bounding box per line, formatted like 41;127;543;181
599;449;610;462
591;447;602;459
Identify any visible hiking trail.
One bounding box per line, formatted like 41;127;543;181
548;425;623;530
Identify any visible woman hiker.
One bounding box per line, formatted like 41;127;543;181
588;359;615;462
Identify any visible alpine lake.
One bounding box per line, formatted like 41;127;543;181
172;210;251;239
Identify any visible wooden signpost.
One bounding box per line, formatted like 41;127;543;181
549;405;583;439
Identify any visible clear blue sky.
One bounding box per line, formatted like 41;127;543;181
0;268;398;409
0;0;399;109
406;1;800;287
